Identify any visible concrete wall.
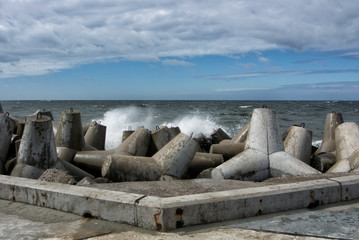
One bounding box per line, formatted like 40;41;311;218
0;174;358;231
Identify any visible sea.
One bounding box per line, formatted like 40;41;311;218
1;100;359;150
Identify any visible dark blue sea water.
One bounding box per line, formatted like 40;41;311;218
1;100;358;149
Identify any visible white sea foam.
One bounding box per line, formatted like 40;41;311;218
239;105;252;109
95;107;228;150
312;140;322;148
94;106;155;150
162;114;222;138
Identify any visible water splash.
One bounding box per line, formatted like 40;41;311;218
95;107;229;150
94;106;155;149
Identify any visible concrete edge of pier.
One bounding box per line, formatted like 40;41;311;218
0;174;358;232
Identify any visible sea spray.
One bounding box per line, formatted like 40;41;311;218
94;106;155;150
95;107;233;150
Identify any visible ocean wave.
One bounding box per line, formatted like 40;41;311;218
94;106;155;149
239;105;252;109
95;106;229;150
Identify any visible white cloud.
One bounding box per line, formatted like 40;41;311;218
200;69;359;80
216;88;270;92
1;0;359;78
161;59;194;66
259;57;269;63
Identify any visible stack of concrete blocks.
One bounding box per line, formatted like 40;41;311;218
73;127;151;176
211;107;320;181
102;132;198;181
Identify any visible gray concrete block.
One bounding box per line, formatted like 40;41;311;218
329;175;359;201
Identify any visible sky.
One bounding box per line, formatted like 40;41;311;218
1;0;359;100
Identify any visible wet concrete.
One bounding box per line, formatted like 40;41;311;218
1;198;358;239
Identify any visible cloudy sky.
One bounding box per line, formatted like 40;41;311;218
1;0;359;100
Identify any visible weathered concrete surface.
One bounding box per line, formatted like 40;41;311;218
209;143;244;161
225;199;359;240
73;127;151;176
213;108;319;181
211;148;269;181
283;125;312;165
269;151;320;178
0;174;358;231
116;127;150;156
315;112;343;156
56;146;78;163
312;152;337;172
0;113;15;174
10;163;45;179
90;178;264;197
150;126;173;153
210;128;231;144
84;121;106;150
231;122;250;143
335;122;359;161
186;153;224;178
17;114;57;170
153;133;197;179
1;199;344;240
328;122;359;173
102;155;162;182
55;109;85;151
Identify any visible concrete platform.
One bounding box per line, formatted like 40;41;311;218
1;198;358;239
0;173;359;232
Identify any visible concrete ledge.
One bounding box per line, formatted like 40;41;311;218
0;174;358;231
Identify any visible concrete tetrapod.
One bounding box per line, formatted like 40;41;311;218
209;143;245;161
212;108;320;181
168;126;181;139
17;114;58;170
327;122;359;173
73;127;150;176
231;122;250;143
54;158;94;181
55;109;85;151
57;147;78;163
10;163;45;179
210;128;231;144
312;152;337;172
269;151;319;177
0;113;16;174
186;152;224;178
147;126;174;156
84;121;106;150
102;132;197;181
152;132;197;179
283;125;312;165
211;148;269;181
315;112;343;156
102;155;161;182
349;149;359;171
122;127;134;142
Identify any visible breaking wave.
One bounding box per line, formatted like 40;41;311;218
94;106;230;150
